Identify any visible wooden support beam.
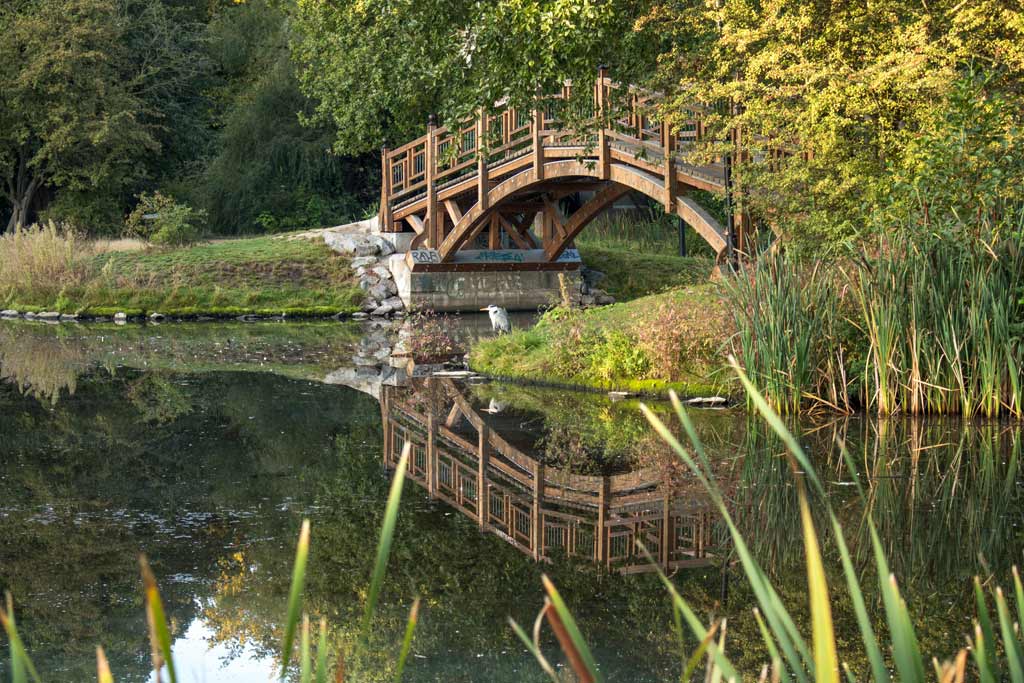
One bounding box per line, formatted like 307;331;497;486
544;183;629;261
488;213;501;249
497;214;533;250
596;477;609;565
532;99;545;180
444;402;462;428
597;66;610;180
444;199;463;225
405;214;425;234
532;461;545;560
662;120;677;213
380;146;394;232
426;405;437;497
542;196;568;241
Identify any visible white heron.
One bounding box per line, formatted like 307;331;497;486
480;304;511;334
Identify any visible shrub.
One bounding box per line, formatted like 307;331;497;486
637;298;732;381
125;192;205;246
0;221;95;302
403;310;465;362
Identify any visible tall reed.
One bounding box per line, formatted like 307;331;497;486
727;227;1024;417
853;230;1024;417
724;252;847;415
515;365;1024;683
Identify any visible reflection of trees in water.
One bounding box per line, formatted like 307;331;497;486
737;416;1023;588
0;321;368;407
0;324;93;404
0;370;377;682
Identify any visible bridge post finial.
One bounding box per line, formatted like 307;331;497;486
428;113;437;128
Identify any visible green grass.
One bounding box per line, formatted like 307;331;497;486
578;246;713;301
1;234;363;317
470;285;734;396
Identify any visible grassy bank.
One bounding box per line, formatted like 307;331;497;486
0;225;363;317
470;284;734;396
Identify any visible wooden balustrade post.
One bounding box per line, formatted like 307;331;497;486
661;488;671;569
595;477;609;565
426;404;437;498
532;95;545;180
662;119;676;213
476;110;489;211
596;65;610;180
532;461;545;560
381;388;392;468
477;423;490;531
380;146;393;232
425;114;439;248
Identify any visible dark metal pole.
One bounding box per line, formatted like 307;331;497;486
677;216;687;257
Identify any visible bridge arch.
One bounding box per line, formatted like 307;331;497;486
435;159;727;262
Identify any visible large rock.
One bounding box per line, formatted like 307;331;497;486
369;282;392;302
0;310;18;318
358;276;380;291
324;232;395;258
114;312;128;321
381;296;405;311
371;304;394;317
350;256;378;270
37;311;61;320
371;265;393;281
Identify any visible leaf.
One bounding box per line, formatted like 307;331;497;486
362;442;411;637
281;519;311;677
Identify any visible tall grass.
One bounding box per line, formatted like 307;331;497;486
854;232;1024;417
726;228;1024;417
0;222;96;302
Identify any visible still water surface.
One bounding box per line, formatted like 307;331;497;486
0;320;1021;681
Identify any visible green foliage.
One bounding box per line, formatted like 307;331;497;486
125;192;205;246
198;0;377;234
645;1;1024;248
0;0;208;234
290;0;656;154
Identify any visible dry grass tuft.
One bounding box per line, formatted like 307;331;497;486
0;222;96;299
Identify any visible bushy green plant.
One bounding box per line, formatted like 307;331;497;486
125;192;205;246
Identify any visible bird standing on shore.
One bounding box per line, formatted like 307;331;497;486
481;305;511;334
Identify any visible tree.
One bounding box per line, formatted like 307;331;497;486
0;0;163;232
290;0;656;155
197;0;378;233
641;0;1024;248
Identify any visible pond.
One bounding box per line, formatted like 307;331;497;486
0;319;1021;682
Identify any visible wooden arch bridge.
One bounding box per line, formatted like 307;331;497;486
379;69;753;273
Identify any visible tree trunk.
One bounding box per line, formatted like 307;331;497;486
4;150;42;232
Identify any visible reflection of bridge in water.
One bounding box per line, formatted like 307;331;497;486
381;377;721;574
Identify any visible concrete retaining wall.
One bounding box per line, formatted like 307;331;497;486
390;257;579;312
